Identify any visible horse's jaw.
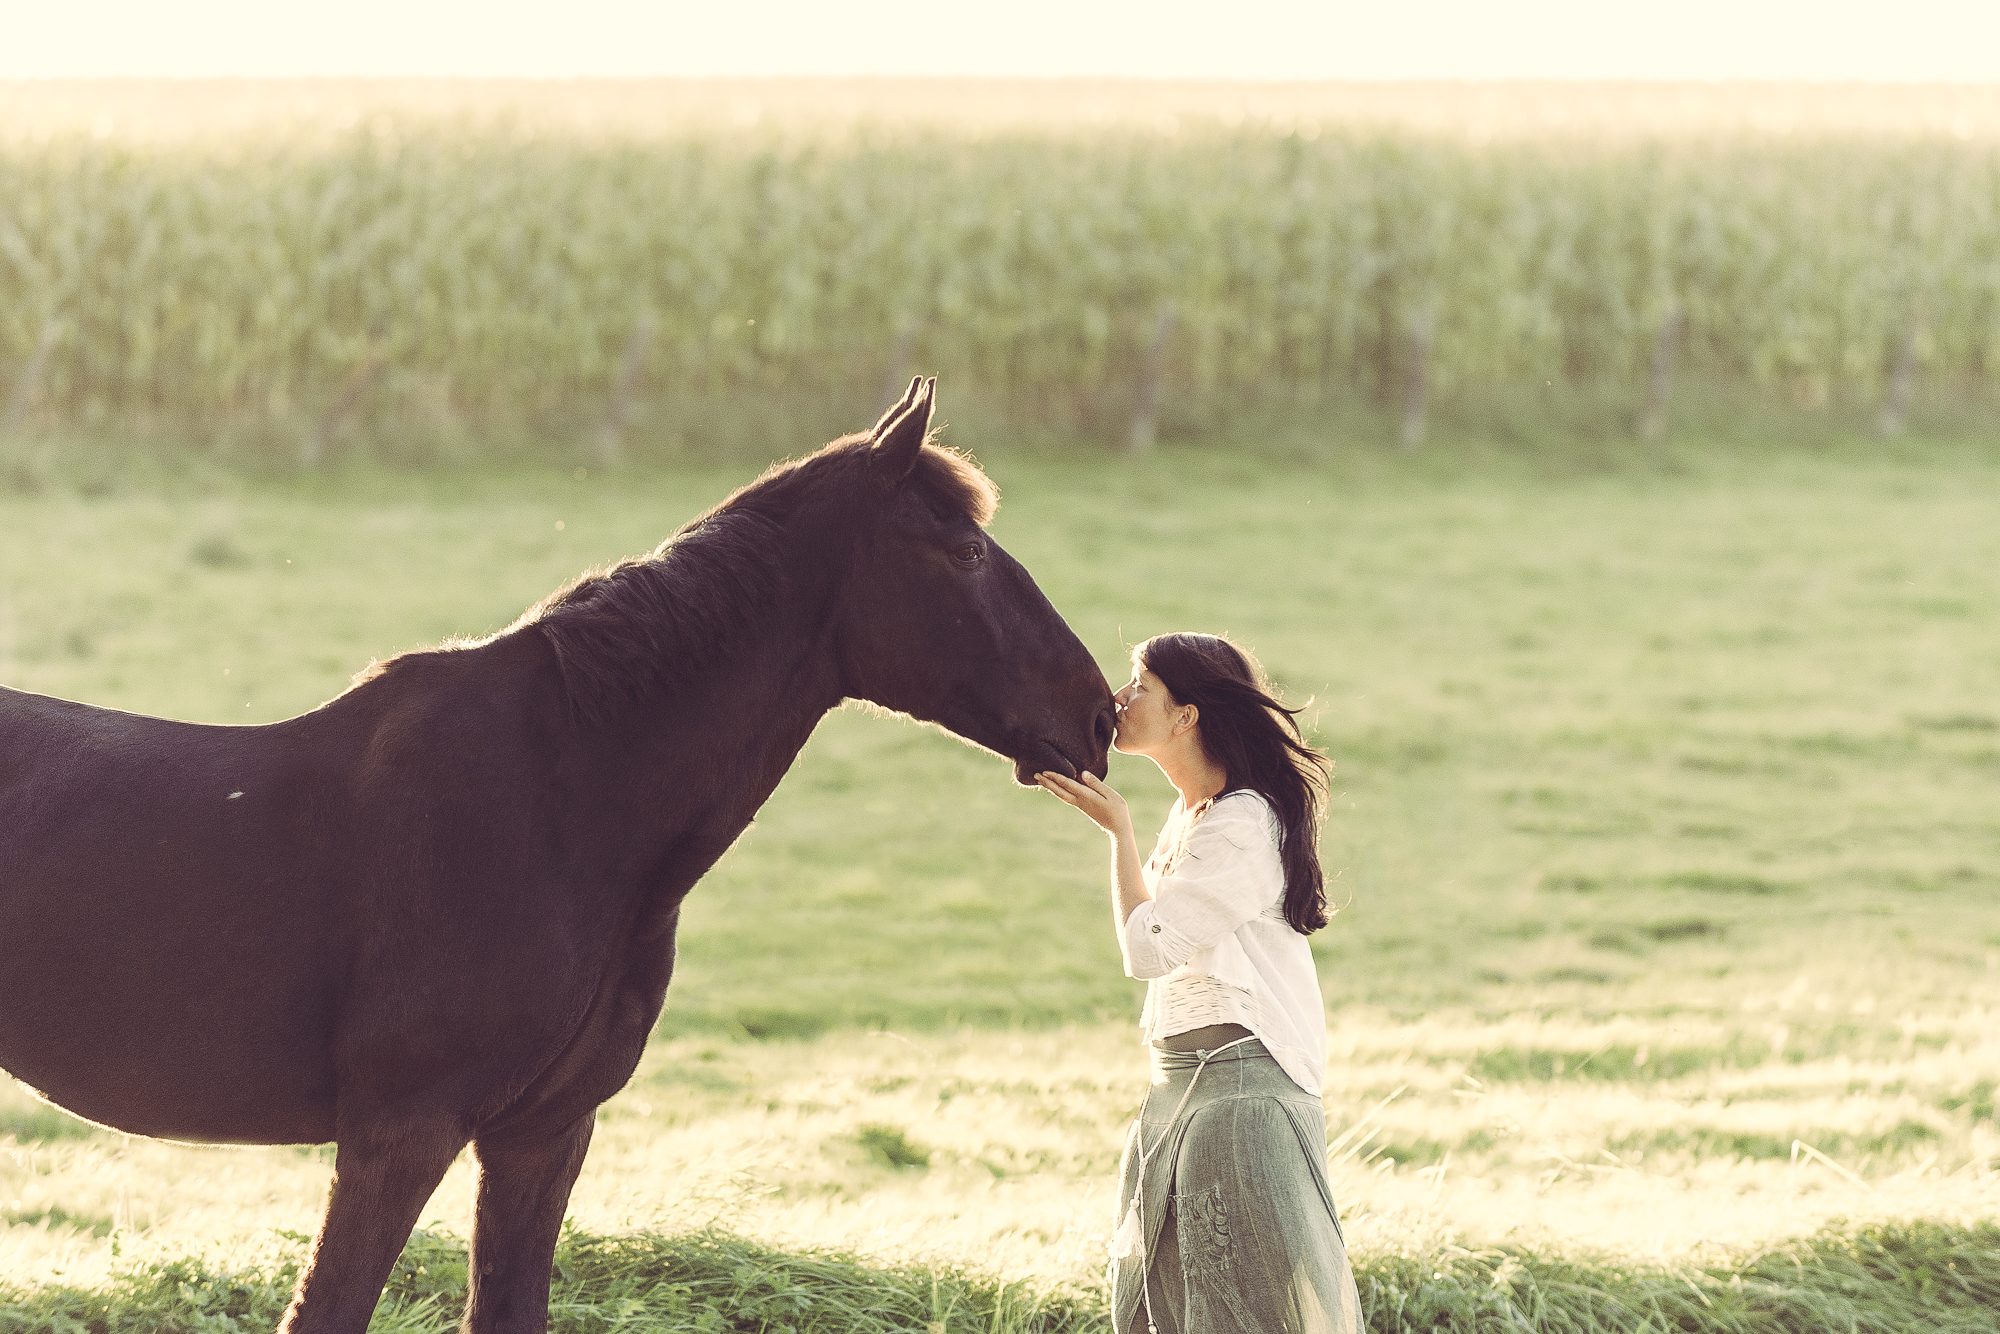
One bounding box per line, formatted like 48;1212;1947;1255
1010;742;1078;787
1004;712;1113;787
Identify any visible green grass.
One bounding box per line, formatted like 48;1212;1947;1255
3;434;1999;1327
6;1219;2000;1333
0;1225;1099;1334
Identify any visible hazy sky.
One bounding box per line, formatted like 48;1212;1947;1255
8;0;2000;81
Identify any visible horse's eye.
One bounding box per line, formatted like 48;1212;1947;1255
955;542;985;567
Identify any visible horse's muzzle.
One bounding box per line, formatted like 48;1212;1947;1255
1009;702;1114;786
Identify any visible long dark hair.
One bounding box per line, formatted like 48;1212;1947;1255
1138;632;1332;934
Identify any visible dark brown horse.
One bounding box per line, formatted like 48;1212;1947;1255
0;378;1114;1334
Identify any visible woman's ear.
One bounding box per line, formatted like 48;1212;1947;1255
1177;705;1198;734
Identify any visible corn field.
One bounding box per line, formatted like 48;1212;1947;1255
5;94;2000;456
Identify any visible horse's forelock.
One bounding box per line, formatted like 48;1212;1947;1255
907;443;999;527
759;433;999;528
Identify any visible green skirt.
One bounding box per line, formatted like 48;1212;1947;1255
1110;1039;1361;1334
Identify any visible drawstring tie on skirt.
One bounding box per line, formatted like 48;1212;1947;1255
1115;1035;1260;1334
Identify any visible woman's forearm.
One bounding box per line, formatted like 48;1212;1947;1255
1109;825;1150;926
1030;770;1150;926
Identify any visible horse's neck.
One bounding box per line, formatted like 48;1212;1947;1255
574;612;845;863
539;502;858;892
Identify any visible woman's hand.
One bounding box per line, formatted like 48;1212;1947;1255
1040;771;1150;926
1036;770;1132;837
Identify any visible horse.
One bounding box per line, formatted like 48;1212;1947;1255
0;377;1115;1334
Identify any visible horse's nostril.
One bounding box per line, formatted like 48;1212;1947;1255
1093;705;1116;750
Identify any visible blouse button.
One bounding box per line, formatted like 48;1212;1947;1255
1150;924;1161;933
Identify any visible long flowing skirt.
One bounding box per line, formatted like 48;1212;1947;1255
1110;1040;1361;1334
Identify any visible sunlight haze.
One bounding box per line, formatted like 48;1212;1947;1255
8;0;2000;80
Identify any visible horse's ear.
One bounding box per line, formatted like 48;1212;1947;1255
870;375;924;438
869;376;934;483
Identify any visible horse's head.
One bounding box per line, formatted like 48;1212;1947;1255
833;377;1114;785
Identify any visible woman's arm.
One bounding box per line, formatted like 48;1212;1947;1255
1035;771;1152;926
1118;800;1281;978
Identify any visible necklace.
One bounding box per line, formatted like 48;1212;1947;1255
1158;791;1222;875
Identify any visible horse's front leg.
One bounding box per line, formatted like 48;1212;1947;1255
460;1113;595;1334
279;1121;467;1333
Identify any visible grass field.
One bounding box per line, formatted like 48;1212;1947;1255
3;432;2000;1327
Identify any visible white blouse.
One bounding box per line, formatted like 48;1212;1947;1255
1120;790;1328;1098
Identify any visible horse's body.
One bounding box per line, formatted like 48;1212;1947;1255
0;380;1113;1334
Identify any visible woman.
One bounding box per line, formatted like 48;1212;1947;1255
1038;633;1360;1334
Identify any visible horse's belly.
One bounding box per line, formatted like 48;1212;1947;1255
11;1060;338;1146
0;965;342;1144
0;843;346;1145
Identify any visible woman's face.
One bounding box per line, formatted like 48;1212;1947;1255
1112;662;1183;755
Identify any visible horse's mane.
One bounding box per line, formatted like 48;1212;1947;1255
348;438;996;723
505;438;997;725
522;507;787;725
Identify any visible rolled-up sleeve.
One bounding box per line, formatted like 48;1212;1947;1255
1120;802;1284;980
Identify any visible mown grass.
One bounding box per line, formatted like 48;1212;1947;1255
8;1021;1999;1283
3;435;1999;1326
